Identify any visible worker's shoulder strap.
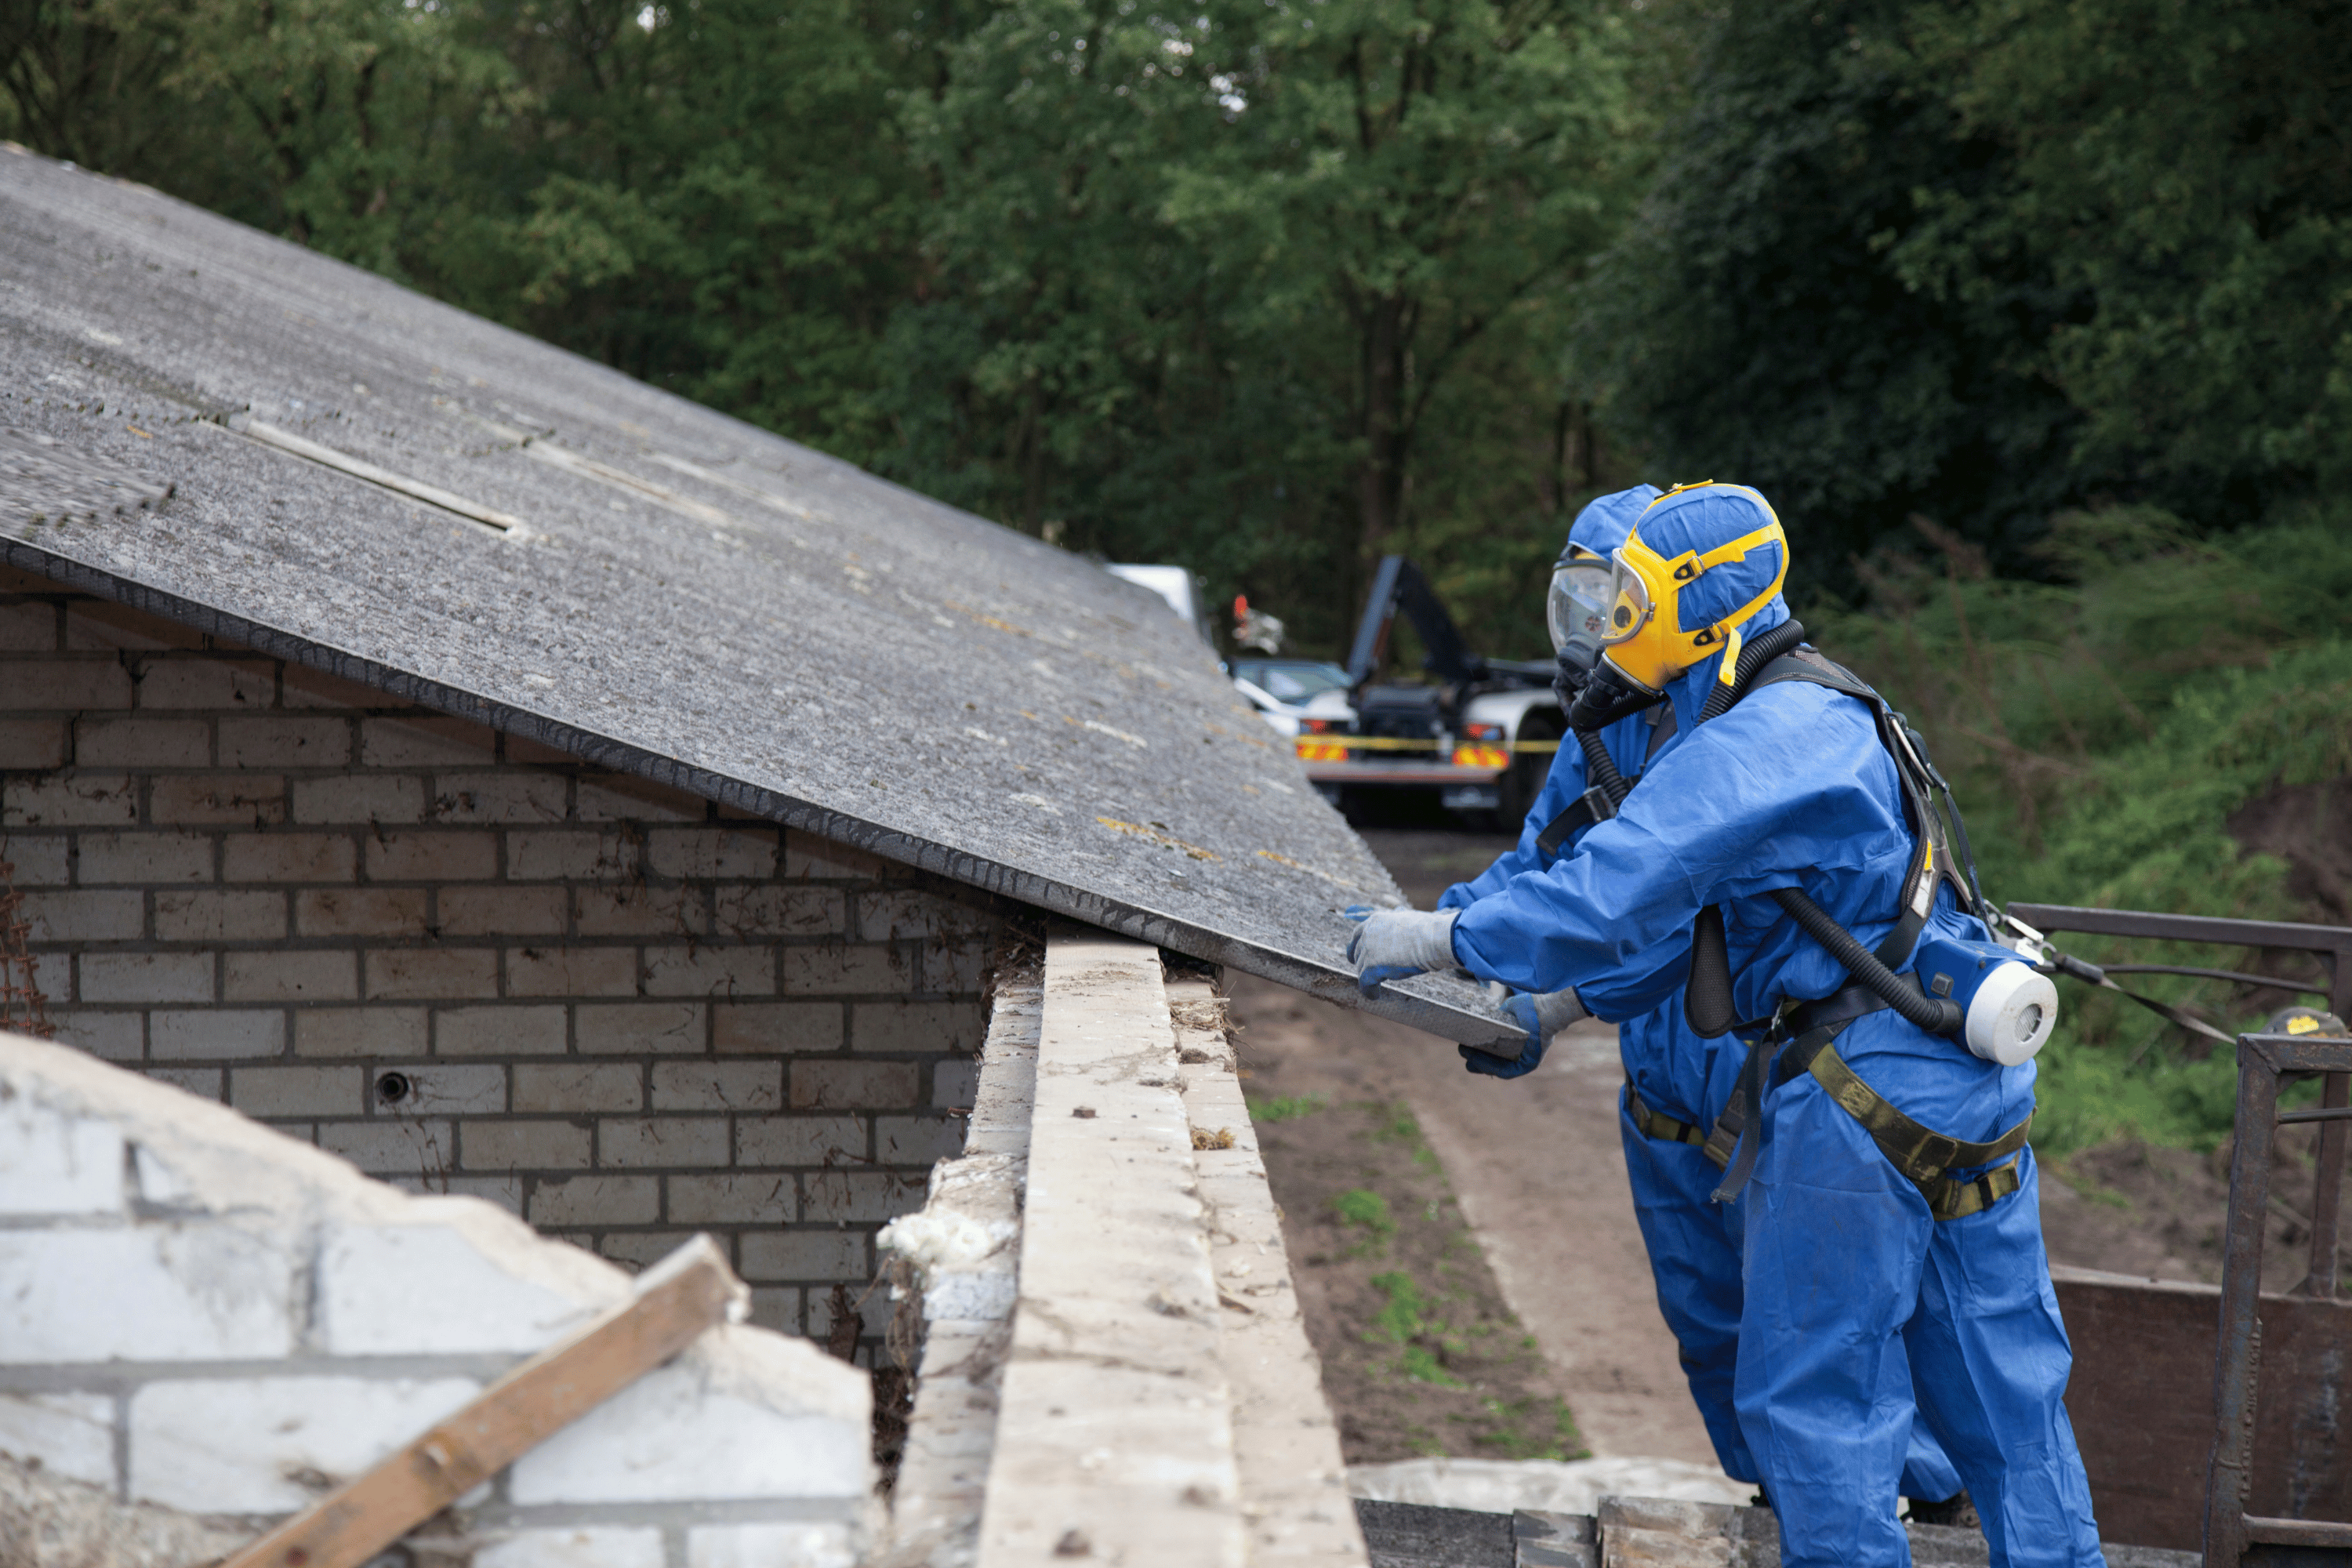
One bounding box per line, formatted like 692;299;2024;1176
1742;646;1964;967
1535;707;1678;856
1535;782;1617;855
1748;645;1875;702
1682;646;1945;1038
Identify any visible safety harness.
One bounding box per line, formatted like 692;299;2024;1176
1535;703;1675;855
1595;641;2035;1221
1625;1080;1711;1152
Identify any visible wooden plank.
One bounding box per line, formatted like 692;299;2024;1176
223;1235;744;1568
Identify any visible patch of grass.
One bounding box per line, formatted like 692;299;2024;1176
1367;1270;1428;1343
1398;1345;1461;1386
1333;1188;1397;1255
1368;1272;1465;1387
1369;1101;1442;1174
1248;1092;1328;1123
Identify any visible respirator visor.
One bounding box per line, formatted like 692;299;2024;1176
1546;560;1616;655
1600;552;1656;648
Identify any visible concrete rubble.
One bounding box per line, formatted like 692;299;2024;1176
0;1029;873;1568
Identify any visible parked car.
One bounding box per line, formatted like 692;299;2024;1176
1230;659;1355;739
1104;559;1555;823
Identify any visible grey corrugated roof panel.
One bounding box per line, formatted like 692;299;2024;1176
0;148;1519;1053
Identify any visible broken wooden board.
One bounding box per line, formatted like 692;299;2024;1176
220;1234;745;1568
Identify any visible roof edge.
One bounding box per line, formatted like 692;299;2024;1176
0;539;1518;1050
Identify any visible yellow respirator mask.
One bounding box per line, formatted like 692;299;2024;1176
1599;495;1789;695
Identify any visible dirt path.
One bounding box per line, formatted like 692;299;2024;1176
1226;827;1719;1464
1231;970;1717;1463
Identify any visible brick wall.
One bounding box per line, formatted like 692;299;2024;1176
0;563;1008;1344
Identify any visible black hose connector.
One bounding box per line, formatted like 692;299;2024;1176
1577;727;1632;805
1568;660;1664;732
1699;617;1809;724
1769;886;1964;1036
2045;949;2108;987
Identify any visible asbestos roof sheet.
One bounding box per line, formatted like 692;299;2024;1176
0;150;1517;1051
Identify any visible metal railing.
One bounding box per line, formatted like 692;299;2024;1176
2008;904;2352;1566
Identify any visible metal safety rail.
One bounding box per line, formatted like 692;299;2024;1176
2007;904;2352;1566
2209;1029;2352;1566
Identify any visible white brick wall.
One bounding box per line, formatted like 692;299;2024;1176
0;564;1007;1347
0;1031;870;1565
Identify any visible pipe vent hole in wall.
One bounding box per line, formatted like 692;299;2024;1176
376;1072;412;1105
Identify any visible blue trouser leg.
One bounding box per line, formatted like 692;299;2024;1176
1619;1091;1965;1503
1735;1080;1918;1567
1906;1149;2105;1566
1618;1093;1759;1482
1895;1370;1965;1505
1737;1078;2103;1568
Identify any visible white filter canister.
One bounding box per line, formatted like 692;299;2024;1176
1965;962;2059;1066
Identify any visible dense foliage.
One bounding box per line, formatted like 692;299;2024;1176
6;0;2349;1148
0;0;1654;652
1815;510;2352;1152
9;0;2346;633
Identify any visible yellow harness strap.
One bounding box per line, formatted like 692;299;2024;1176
1625;1081;1713;1155
1802;1040;2033;1222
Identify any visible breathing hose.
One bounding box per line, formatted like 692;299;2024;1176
1576;728;1632;805
1699;617;1809;724
1769;887;1964;1036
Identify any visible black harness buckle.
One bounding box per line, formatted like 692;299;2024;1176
1535;784;1619;856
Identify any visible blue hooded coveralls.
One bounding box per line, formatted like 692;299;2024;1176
1443;486;2103;1568
1438;488;1963;1507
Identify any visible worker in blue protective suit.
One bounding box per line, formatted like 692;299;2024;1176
1349;482;2102;1568
1432;489;1971;1519
1429;487;1970;1524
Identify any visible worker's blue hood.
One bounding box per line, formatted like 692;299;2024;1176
1639;484;1791;727
1564;485;1662;560
1634;483;1789;635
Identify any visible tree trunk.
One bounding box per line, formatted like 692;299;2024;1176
1356;292;1410;575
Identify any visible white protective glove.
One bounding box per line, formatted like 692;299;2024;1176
1345;907;1461;995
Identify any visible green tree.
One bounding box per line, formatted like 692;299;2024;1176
0;0;190;178
893;0;1646;650
411;0;929;461
1;0;511;257
1899;0;2352;520
885;0;1263;544
1586;0;2083;592
1172;0;1642;574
